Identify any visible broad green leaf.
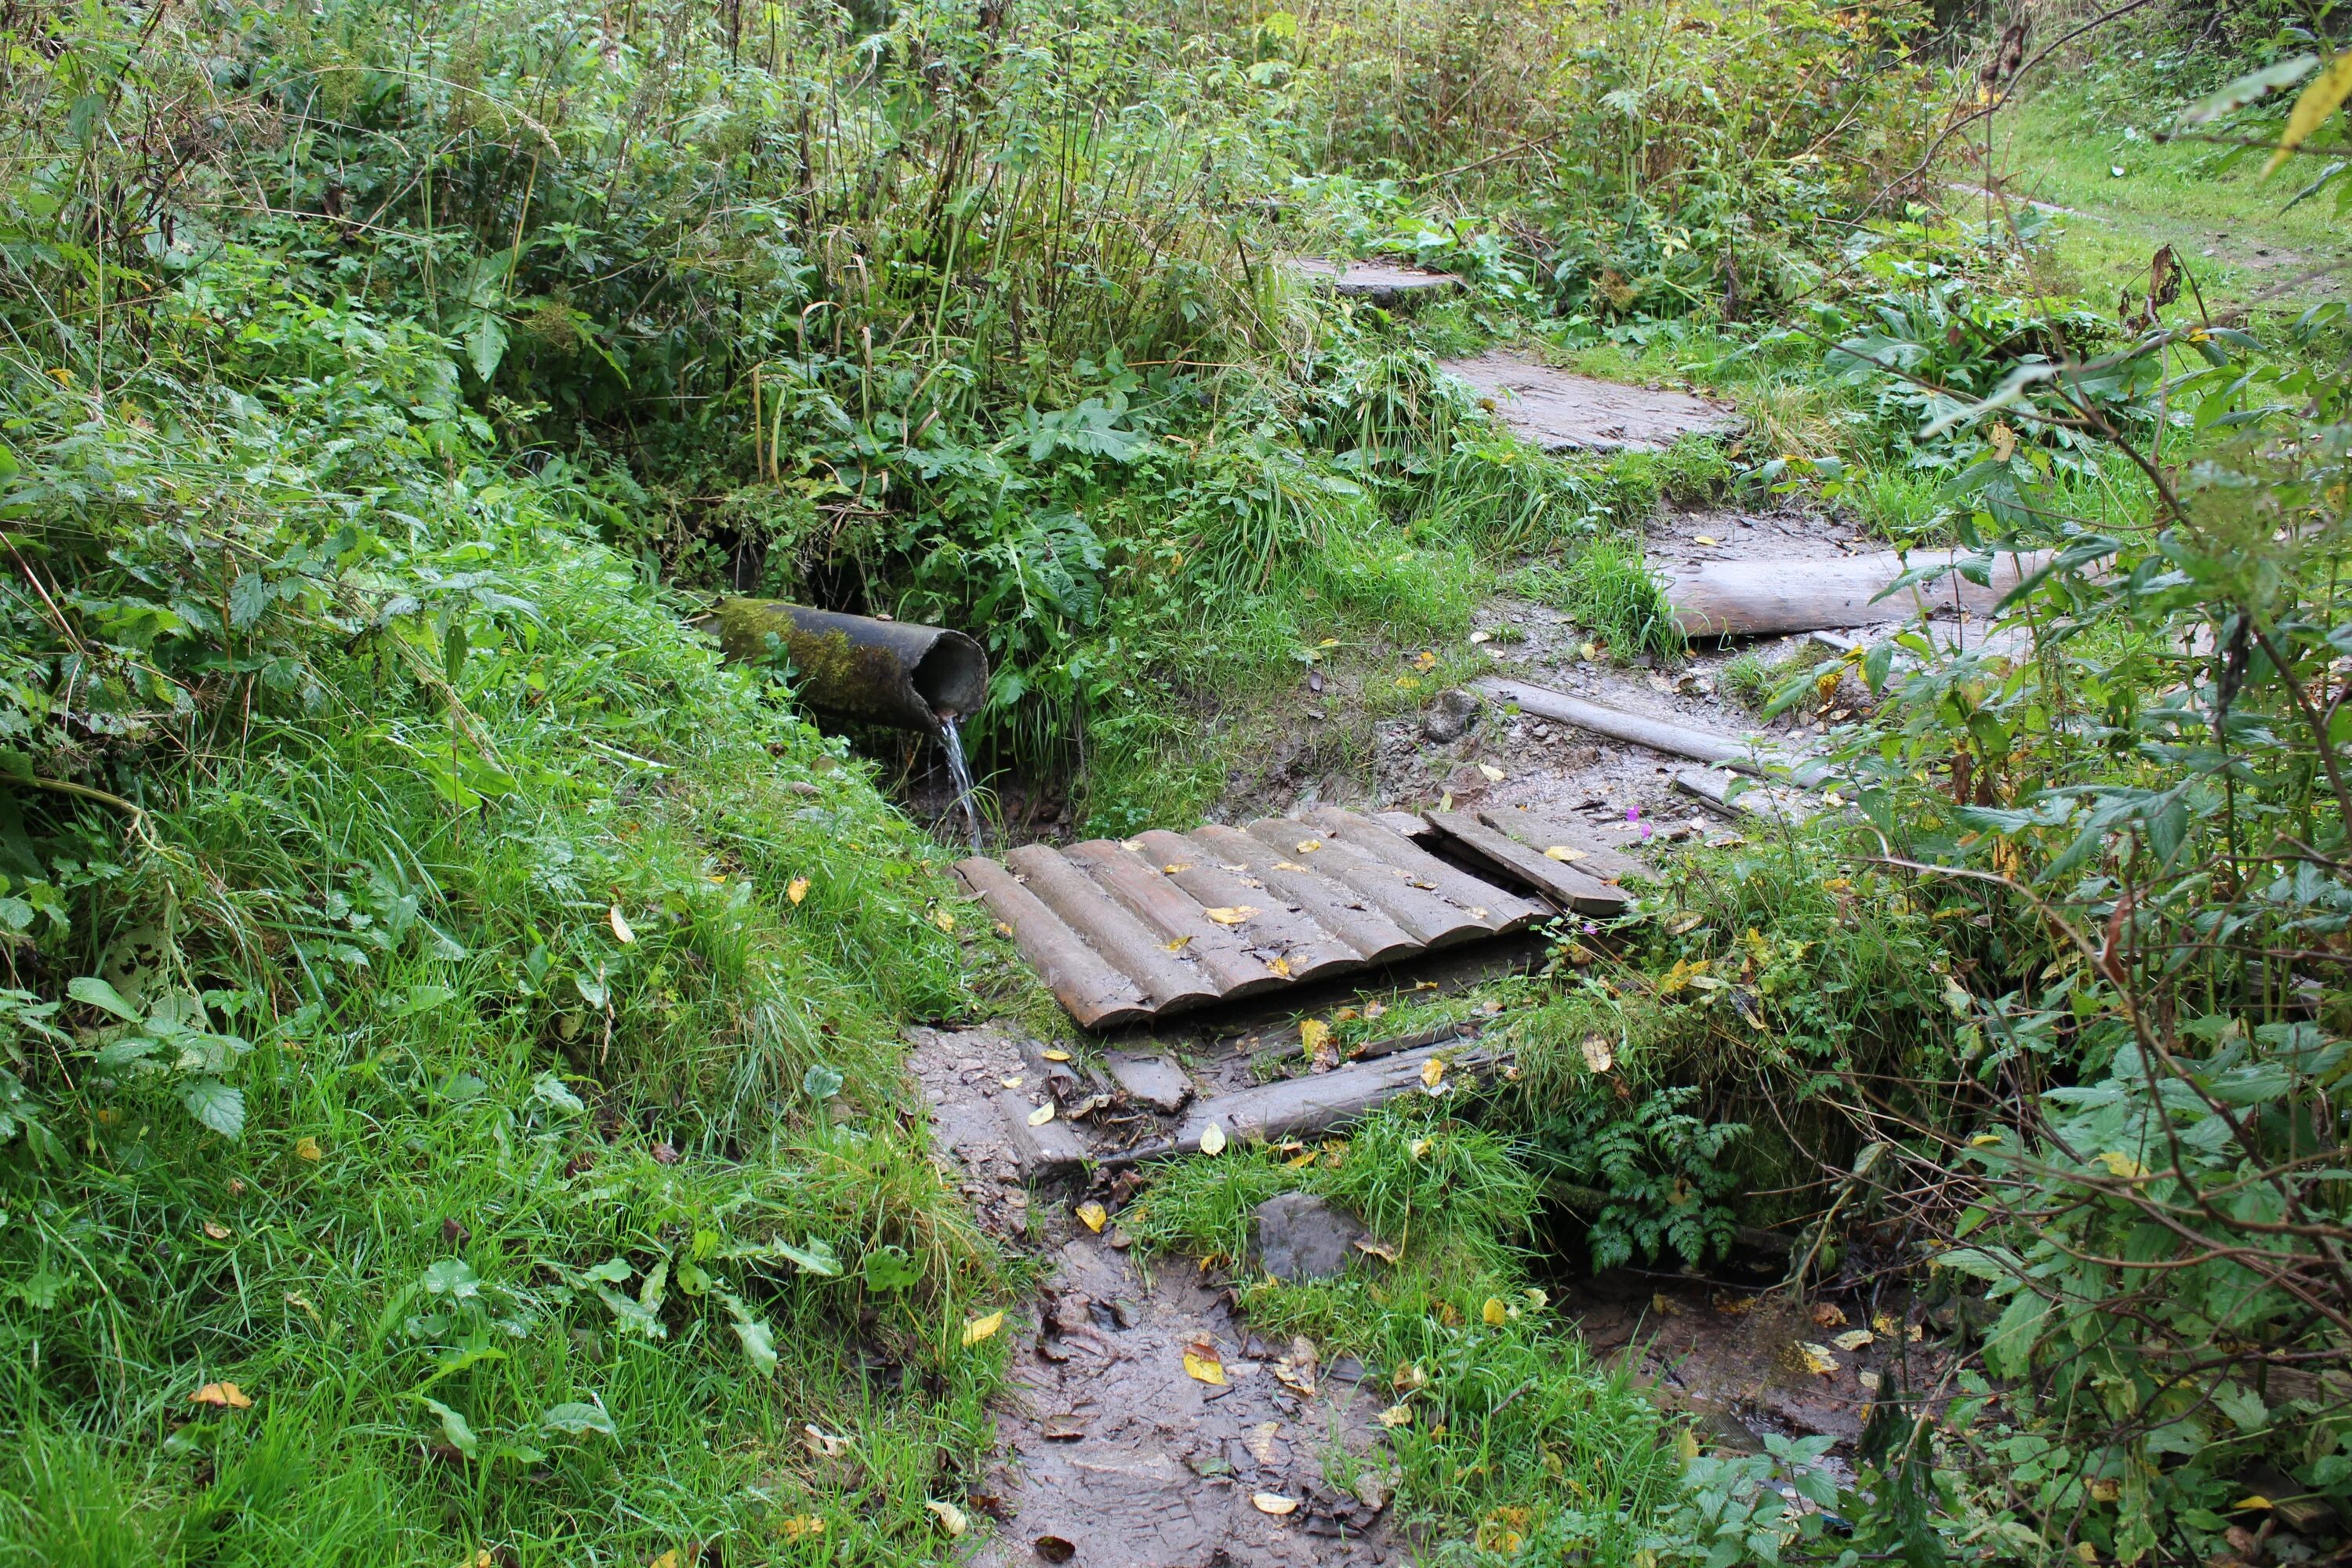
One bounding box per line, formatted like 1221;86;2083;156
181;1080;245;1140
2173;55;2317;128
418;1396;479;1457
539;1402;617;1437
423;1259;481;1300
67;975;143;1022
774;1236;840;1276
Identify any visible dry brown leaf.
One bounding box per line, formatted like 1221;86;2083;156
1251;1492;1300;1516
802;1424;851;1457
1809;1301;1848;1328
190;1381;252;1409
1245;1421;1283;1465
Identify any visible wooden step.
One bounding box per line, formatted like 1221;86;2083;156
1472;805;1647;885
1421;811;1630;915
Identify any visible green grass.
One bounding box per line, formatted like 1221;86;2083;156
1991;89;2350;317
1123;1101;1688;1563
1522;539;1688;664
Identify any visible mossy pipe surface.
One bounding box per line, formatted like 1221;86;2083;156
711;601;989;731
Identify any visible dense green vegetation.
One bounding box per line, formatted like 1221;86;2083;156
3;0;2350;1561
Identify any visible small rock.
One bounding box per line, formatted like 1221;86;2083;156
1252;1192;1370;1283
1105;1051;1193;1114
1421;688;1481;744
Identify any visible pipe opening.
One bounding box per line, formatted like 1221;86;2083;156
910;633;989;724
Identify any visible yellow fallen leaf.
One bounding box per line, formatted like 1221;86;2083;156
1300;1018;1331;1055
1395;675;1421;690
1544;845;1587;862
1042;1048;1073;1062
1027;1102;1055;1126
1477;763;1504;782
1437;1301;1459;1326
1199;1121;1227;1156
1989;421;2017;463
961;1311;1004;1347
2095;1149;2145;1180
1421;1057;1446;1091
1413;650;1438;672
1581;1034;1614;1073
1076;1200;1107;1232
934;909;956;932
801;1423;851;1457
1810;1301;1847;1327
1969;1133;2004;1147
608;905;635;944
1832;1329;1875;1352
1000;1076;1023;1088
1676;1427;1701;1462
1579;641;1599;661
2237;1495;2274;1511
994;920;1013;937
779;1515;826;1540
1267;956;1291;978
1408;1137;1430;1159
1184;1343;1227;1385
1482;1297;1508;1327
1693;534;1719;546
1294;840;1322;855
191;1382;252;1409
1164;935;1193;952
924;1500;968;1537
1203;906;1258;925
1871;1312;1900;1337
1251;1492;1299;1516
1356;1236;1399;1261
2074;1545;2099;1566
2088;1477;2120;1504
1797;1341;1840;1376
293;1135;322;1161
1525;1288;1548;1310
1285;1146;1318;1169
1163;862;1192;874
2267;48;2352;175
203;1221;231;1240
1377;1404;1413;1428
1274;861;1308;872
652;1552;681;1568
788;877;810;906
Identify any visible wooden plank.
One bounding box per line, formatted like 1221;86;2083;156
1424;811;1628;915
955;858;1152;1030
1299;807;1545;933
1062;840;1287;1000
1241;818;1493;949
1662;549;2056;637
1370;810;1436;842
1476;677;1763;770
1004;846;1223;1012
1475;806;1646;884
1186;824;1420;964
1131;829;1363;985
1173;1039;1500;1149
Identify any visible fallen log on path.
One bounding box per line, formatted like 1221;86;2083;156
1660;549;2056;638
1477;677;1836;788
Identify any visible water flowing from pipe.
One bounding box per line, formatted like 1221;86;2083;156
937;714;982;853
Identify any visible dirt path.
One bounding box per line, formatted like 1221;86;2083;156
913;1025;1402;1567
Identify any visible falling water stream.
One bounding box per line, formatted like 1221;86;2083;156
937;714;983;853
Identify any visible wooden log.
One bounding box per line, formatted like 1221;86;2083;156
1004;846;1223;1012
1062;840;1287;1000
1131;829;1363;985
1476;677;1766;771
1242;818;1494;948
1661;550;2055;638
1303;806;1546;931
1187;824;1421;964
955;858;1152;1030
1370;810;1437;841
1473;807;1646;884
1425;811;1628;914
1174;1039;1498;1149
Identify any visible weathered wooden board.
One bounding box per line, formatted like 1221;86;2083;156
1472;805;1647;884
1442;352;1740;454
952;810;1570;1029
1285;257;1461;301
1422;811;1631;914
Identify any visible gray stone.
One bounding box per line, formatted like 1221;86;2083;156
1422;688;1481;744
1105;1050;1193;1114
1251;1192;1369;1283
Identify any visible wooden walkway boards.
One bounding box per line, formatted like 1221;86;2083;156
956;805;1635;1029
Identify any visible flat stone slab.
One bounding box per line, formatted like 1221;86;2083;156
1442;351;1740;453
1105;1050;1194;1115
1253;1192;1370;1283
1287;256;1460;300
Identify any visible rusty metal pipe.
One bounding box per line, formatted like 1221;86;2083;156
710;601;989;732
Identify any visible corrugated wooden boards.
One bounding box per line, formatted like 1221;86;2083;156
956;804;1639;1029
